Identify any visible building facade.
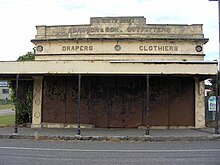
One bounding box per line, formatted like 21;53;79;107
0;81;11;100
0;16;217;129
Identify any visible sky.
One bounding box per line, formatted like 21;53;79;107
0;0;219;61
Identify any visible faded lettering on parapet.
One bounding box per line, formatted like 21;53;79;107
91;17;136;24
62;45;93;51
61;45;179;52
139;45;178;52
127;27;170;33
68;27;121;33
50;26;171;36
67;26;170;34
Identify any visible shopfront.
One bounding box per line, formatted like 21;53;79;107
0;16;217;128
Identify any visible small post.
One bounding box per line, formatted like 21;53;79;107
14;74;19;134
145;74;150;135
77;74;81;135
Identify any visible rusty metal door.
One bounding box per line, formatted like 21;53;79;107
148;77;169;126
168;77;195;126
64;77;77;124
89;76;109;127
88;76;143;128
42;76;66;123
43;76;89;124
142;76;195;127
42;76;195;127
109;76;143;128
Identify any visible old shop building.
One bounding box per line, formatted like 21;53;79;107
0;16;217;129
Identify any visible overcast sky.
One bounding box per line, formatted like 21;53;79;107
0;0;218;61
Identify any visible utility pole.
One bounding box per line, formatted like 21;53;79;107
209;0;220;134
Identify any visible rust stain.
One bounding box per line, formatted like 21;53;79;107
42;76;195;128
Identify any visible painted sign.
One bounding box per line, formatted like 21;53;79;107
0;81;8;87
208;96;216;112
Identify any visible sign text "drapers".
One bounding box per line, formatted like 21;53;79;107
62;45;93;51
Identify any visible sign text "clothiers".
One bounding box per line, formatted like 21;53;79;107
139;45;178;52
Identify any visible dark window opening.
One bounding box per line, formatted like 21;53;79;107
2;89;9;94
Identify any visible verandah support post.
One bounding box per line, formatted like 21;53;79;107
14;74;19;134
77;74;81;135
145;74;150;135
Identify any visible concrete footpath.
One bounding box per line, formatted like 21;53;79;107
0;127;220;141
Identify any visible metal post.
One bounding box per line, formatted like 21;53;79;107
145;74;150;135
77;74;81;135
209;0;220;134
215;73;219;134
14;74;19;134
217;0;220;135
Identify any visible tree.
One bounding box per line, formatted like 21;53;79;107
208;72;220;96
10;51;35;124
17;51;35;61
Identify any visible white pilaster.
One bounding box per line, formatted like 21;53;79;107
195;77;205;128
31;76;43;128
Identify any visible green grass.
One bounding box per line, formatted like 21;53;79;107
0;99;15;109
0;99;13;104
0;114;15;126
0;104;15;110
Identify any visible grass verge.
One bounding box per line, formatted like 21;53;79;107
0;104;15;110
0;114;15;126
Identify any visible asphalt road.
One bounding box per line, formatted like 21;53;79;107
0;139;220;165
0;109;15;116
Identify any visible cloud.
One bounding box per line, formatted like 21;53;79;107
0;0;218;61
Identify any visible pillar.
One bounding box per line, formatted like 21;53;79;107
31;76;43;128
195;77;205;128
